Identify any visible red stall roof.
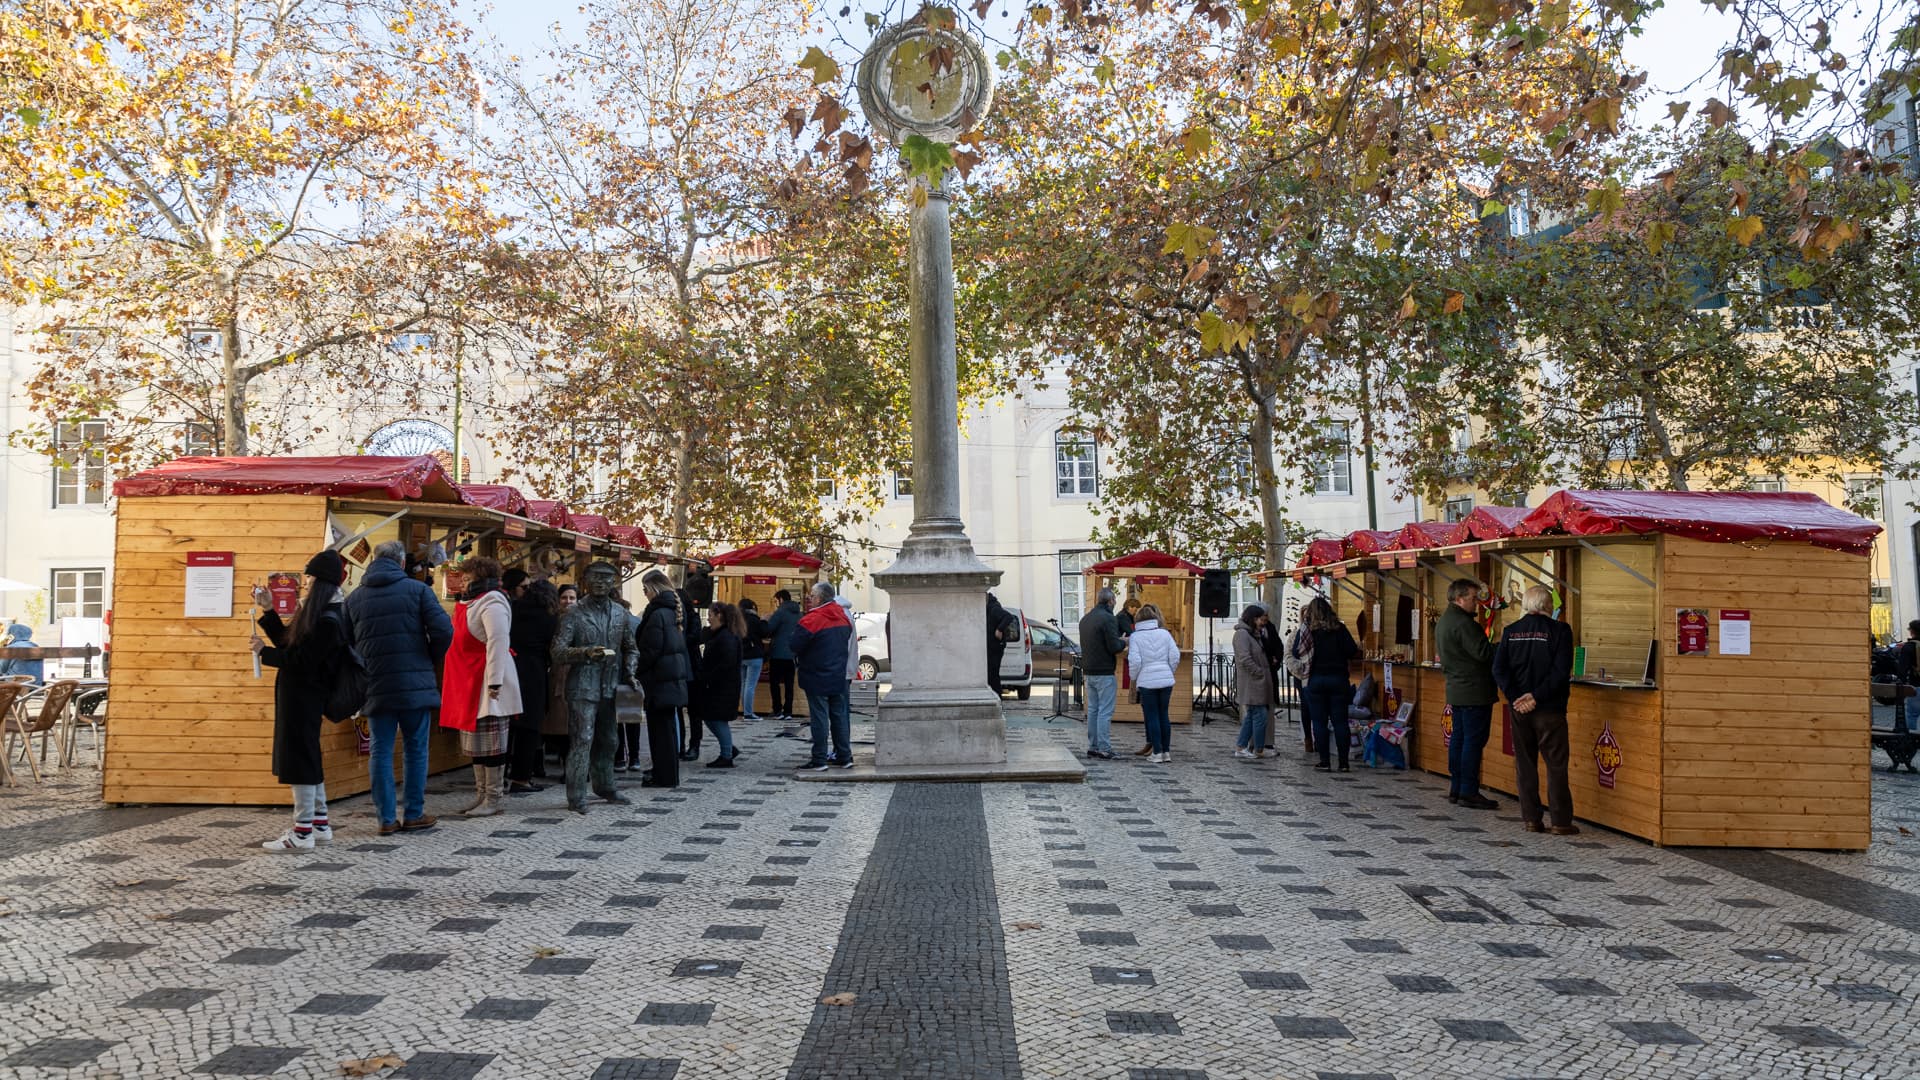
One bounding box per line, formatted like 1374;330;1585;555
1294;539;1347;568
1345;529;1401;555
456;483;528;516
1515;489;1882;556
1386;521;1469;551
1464;505;1530;541
710;543;825;571
114;455;463;502
1087;549;1205;575
608;524;652;550
523;500;573;530
569;513;613;539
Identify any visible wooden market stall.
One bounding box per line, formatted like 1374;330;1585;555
709;543;823;719
1085;549;1201;725
1284;490;1879;850
103;455;664;806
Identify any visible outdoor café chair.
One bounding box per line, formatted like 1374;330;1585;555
69;688;108;767
5;679;78;783
0;682;21;785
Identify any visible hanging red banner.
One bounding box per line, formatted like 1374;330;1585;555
744;574;778;585
1136;575;1169;585
1454;545;1481;565
503;519;527;539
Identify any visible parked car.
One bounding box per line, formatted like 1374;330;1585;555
1029;619;1082;689
855;612;890;681
998;606;1037;699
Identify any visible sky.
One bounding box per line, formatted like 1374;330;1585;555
476;0;1739;130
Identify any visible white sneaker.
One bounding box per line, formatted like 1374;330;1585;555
261;829;314;852
1161;751;1173;763
309;824;333;843
1232;748;1254;760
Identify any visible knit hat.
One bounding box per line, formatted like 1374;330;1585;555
304;550;347;586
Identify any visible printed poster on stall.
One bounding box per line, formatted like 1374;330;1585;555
1441;704;1453;749
1594;720;1622;788
183;551;235;618
266;572;302;617
1676;608;1709;654
1718;610;1752;655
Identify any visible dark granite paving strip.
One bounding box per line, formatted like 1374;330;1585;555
1680;848;1920;932
784;783;1020;1080
0;805;196;861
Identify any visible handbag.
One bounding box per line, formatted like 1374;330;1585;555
1282;626;1314;681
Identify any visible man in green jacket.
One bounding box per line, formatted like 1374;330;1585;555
1436;578;1499;810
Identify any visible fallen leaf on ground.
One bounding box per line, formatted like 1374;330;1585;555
532;947;560;958
1900;826;1912;836
340;1054;404;1075
820;992;857;1006
1012;921;1043;930
150;913;173;921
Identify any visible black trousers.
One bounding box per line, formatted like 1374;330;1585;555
645;702;680;787
767;659;796;716
507;727;543;782
987;643;1006;694
1511;708;1574;827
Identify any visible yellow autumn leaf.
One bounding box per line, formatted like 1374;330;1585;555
1726;215;1764;246
797;46;839;86
1182;124;1212;160
1397;292;1418;321
1160;222;1215;263
1645;220;1677;256
1442;291;1465;315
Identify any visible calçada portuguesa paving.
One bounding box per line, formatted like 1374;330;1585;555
2;704;1918;1079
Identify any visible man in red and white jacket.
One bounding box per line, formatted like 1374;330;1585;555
789;582;854;771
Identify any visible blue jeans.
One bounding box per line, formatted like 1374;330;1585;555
1447;703;1494;797
1237;704;1269;751
368;709;431;825
1140;685;1173;753
1306;675;1352;768
1083;674;1116;754
1902;695;1917;734
740;658;764;717
807;688;850;764
704;716;736;757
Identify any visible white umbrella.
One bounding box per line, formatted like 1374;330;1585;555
0;577;39;592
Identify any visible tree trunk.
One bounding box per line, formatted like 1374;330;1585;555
1249;389;1287;608
666;430;696;583
1639;391;1688;490
219;308;247;455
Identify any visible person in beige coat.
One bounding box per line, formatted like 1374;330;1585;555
456;557;522;817
1231;605;1274;759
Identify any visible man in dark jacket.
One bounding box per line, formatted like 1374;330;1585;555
986;592;1016;694
764;590;802;721
347;541;455;834
739;598;769;721
1436;578;1499;810
791;582;854;770
1078;587;1124;759
1492;584;1577;835
633;570;691;789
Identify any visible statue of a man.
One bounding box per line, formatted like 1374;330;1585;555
550;561;635;814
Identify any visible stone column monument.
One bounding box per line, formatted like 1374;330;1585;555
853;18;1035;771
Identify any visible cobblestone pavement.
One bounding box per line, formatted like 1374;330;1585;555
1;703;1917;1079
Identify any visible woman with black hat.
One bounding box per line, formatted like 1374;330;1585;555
249;550;353;853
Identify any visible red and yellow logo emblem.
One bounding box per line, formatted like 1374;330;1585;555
1594;721;1622;789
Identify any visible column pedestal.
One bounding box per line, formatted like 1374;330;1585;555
873;556;1005;767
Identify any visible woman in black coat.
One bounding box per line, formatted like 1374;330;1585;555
507;580;561;793
634;571;691;788
696;602;744;767
249;550;351;853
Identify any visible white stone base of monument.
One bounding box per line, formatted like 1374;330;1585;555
795;737;1086;783
871;563;1009;768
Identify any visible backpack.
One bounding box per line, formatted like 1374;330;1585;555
1283;625;1314;681
320;611;369;722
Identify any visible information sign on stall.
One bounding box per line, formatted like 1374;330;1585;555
745;574;778;586
503;518;527;539
1676;608;1708;654
184;551;235;618
1454;544;1481;565
1717;610;1751;655
266;572;302;617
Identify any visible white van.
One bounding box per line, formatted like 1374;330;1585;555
854;608;1035;699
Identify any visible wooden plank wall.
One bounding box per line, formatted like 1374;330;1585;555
1657;535;1871;849
104;495;466;806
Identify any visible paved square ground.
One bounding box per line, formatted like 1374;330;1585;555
2;702;1917;1078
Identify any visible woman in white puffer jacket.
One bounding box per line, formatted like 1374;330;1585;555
1127;604;1180;762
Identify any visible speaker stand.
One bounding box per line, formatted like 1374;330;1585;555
1193;617;1232;723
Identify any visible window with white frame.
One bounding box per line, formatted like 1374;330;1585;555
1055;429;1098;497
53;420;107;507
1230;569;1261;614
184;327;221;358
1846;476;1883;518
1508;188;1533;237
52;568;106;620
1443;495;1474;522
813;467;837;500
390;332;436;352
1311;421;1352;495
1747;475;1785;493
1058;549;1099;619
892;464;913;499
182;422;218;457
1215;438;1255;498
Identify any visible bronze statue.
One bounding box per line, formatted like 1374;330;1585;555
550;561;635;813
